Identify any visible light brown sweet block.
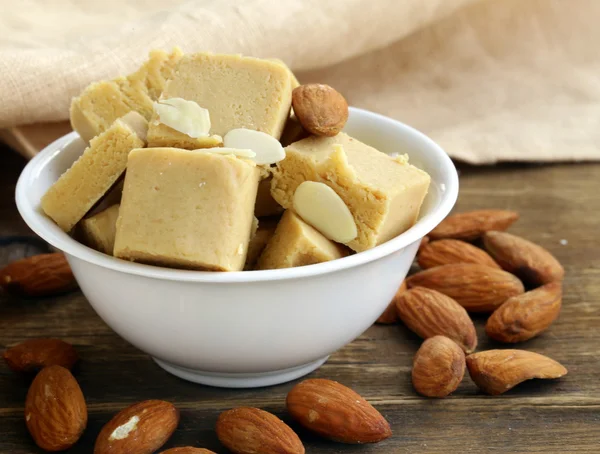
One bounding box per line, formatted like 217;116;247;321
114;147;260;271
79;204;120;255
146;121;223;149
271;133;431;252
41;112;148;232
254;176;283;218
256;210;349;270
245;217;279;270
268;58;300;89
157;53;292;138
70;48;183;142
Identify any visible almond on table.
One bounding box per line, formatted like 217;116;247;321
216;407;304;454
25;365;87;451
417;238;500;269
466;349;567;395
160;449;217;454
406;263;525;313
486;282;562;343
3;338;78;373
428;209;519;241
395;287;478;353
94;400;179;454
0;252;76;297
483;230;565;286
286;378;392;444
412;336;465;398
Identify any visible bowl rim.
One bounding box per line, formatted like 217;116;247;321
16;107;458;283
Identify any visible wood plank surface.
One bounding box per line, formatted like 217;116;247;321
1;146;599;453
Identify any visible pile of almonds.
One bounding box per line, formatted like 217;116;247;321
0;208;569;451
3;338;390;452
376;209;568;397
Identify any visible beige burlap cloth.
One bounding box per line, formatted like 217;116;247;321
1;0;599;163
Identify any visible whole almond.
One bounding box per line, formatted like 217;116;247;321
466;349;567;395
412;336;465;397
25;365;87;451
418;239;499;269
376;281;407;324
216;407;304;454
429;209;519;241
94;400;179;454
486;282;562;343
292;84;348;136
483;231;564;286
0;252;76;297
3;338;78;373
161;448;216;453
286;378;391;444
396;287;477;353
406;264;525;313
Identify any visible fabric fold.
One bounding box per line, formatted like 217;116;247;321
1;0;599;163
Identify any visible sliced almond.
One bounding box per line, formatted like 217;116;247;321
486;282;562;343
293;181;357;243
466;349;567;395
224;128;285;165
154;98;211;138
201;147;256;159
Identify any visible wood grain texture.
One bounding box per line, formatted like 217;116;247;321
1;147;599;453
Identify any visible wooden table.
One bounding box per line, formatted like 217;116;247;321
1;146;599;453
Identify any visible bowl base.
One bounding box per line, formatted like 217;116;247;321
153;356;329;388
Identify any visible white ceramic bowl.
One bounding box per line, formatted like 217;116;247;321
16;107;458;388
